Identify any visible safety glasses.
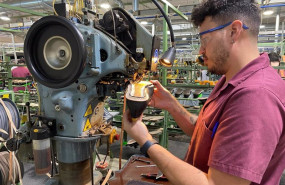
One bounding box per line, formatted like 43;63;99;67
199;21;249;36
198;21;249;49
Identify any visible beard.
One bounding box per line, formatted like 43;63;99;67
207;42;230;75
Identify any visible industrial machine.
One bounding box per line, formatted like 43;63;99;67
21;7;161;185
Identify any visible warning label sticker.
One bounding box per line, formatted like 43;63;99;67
84;105;92;117
83;104;93;132
83;118;92;131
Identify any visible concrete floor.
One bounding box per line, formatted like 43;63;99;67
21;135;285;185
21;135;190;185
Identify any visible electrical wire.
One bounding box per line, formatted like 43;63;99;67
52;0;59;16
110;8;120;50
33;79;41;115
151;0;175;47
81;0;84;11
66;0;71;16
119;94;126;169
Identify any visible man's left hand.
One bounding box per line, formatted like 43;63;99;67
122;110;153;146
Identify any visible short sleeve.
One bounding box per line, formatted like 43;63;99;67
208;87;283;183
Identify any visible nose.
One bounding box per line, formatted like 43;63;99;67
199;46;205;55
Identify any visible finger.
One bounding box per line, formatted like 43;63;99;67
150;80;158;85
123;109;132;122
123;109;129;117
148;99;154;107
138;113;144;121
150;80;164;90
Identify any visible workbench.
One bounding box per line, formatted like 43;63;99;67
108;155;172;185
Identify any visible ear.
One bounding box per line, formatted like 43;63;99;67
229;20;243;43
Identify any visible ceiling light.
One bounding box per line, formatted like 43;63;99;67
263;10;274;15
100;3;110;9
182;37;187;40
141;21;148;25
0;16;10;21
260;25;265;29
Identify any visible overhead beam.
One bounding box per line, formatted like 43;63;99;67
124;0;151;6
0;27;22;33
157;0;188;20
135;5;194;17
0;3;48;17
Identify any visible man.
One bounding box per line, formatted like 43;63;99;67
123;0;285;185
269;52;285;77
12;58;31;92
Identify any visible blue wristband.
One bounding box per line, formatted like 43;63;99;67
140;140;158;157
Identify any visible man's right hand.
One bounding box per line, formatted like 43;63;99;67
148;80;176;112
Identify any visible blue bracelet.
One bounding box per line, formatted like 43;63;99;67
140;140;158;158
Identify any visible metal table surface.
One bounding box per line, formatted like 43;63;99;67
108;155;172;185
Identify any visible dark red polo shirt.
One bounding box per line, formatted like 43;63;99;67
12;66;31;92
185;53;285;184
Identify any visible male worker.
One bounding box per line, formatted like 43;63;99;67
123;0;285;185
12;58;31;92
269;52;285;77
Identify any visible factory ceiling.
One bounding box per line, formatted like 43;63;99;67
0;0;284;48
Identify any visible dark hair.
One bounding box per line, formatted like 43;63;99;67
18;58;25;64
268;52;280;62
191;0;261;37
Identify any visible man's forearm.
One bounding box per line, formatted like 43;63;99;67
167;98;197;137
148;144;208;185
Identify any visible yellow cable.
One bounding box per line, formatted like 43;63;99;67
52;0;59;16
66;0;71;16
119;94;126;170
80;0;84;13
77;0;80;13
33;79;41;115
73;0;77;14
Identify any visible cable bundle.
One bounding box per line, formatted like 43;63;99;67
0;98;20;140
0;151;23;185
0;98;22;185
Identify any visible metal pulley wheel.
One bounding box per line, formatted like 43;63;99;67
24;16;86;88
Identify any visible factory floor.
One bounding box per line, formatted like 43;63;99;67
22;134;190;185
22;133;285;185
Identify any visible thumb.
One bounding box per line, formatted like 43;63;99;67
148;98;154;107
123;109;132;122
150;80;164;90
